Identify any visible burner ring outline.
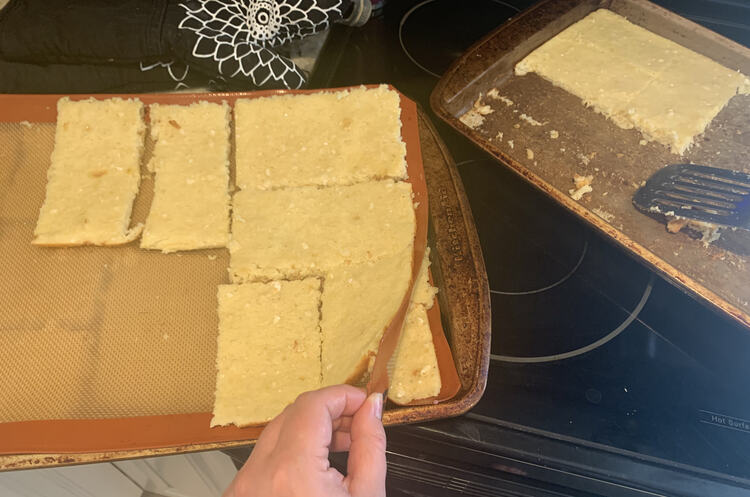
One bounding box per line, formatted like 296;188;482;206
490;240;589;296
490;274;655;363
457;157;589;296
398;0;520;78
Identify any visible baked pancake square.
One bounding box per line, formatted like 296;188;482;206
141;101;231;253
234;85;407;190
34;97;145;246
212;278;322;427
229;180;416;282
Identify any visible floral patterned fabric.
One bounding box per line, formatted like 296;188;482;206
0;0;352;91
174;0;346;88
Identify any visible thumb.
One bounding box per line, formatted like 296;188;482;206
345;393;387;497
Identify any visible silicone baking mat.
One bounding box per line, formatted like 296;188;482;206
0;86;459;454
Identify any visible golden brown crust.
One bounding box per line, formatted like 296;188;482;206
32;224;144;247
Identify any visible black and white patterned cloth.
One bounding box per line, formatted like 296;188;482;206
174;0;346;88
0;0;354;92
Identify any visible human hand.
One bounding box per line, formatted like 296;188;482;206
224;385;386;497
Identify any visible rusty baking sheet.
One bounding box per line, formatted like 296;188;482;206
0;88;489;468
431;0;750;329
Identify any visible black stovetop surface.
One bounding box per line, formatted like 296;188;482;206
313;1;750;495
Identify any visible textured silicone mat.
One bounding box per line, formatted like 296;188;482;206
0;87;464;456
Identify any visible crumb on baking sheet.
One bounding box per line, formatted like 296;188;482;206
639;139;648;146
573;174;593;189
667;218;689;233
475;105;493;117
664;216;723;248
487;88;514;107
508;140;514;149
458;93;494;129
494;131;504;141
695;221;722;247
570;174;594;201
576;153;590;166
570;185;592;201
459;112;485;129
592;207;615;222
20;120;33;128
208;254;218;260
526;148;534;160
519;113;544;126
549;130;559;139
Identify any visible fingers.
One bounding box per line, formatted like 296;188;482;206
221;478;236;497
262;412;355;454
250;404;289;458
254;387;362;459
331;430;352;453
346;393;387;497
273;385;367;457
333;414;353;431
226;387;377;497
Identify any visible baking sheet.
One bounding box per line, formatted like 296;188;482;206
0;87;471;457
431;0;750;329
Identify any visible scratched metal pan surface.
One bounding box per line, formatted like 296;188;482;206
432;0;750;330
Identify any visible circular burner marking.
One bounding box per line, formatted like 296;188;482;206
491;274;654;363
398;0;520;77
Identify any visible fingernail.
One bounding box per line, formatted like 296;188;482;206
370;392;383;420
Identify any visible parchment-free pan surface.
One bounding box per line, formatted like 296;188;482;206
432;0;750;329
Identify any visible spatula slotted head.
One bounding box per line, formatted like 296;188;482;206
633;164;750;229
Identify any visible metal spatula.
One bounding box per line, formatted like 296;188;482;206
633;164;750;230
